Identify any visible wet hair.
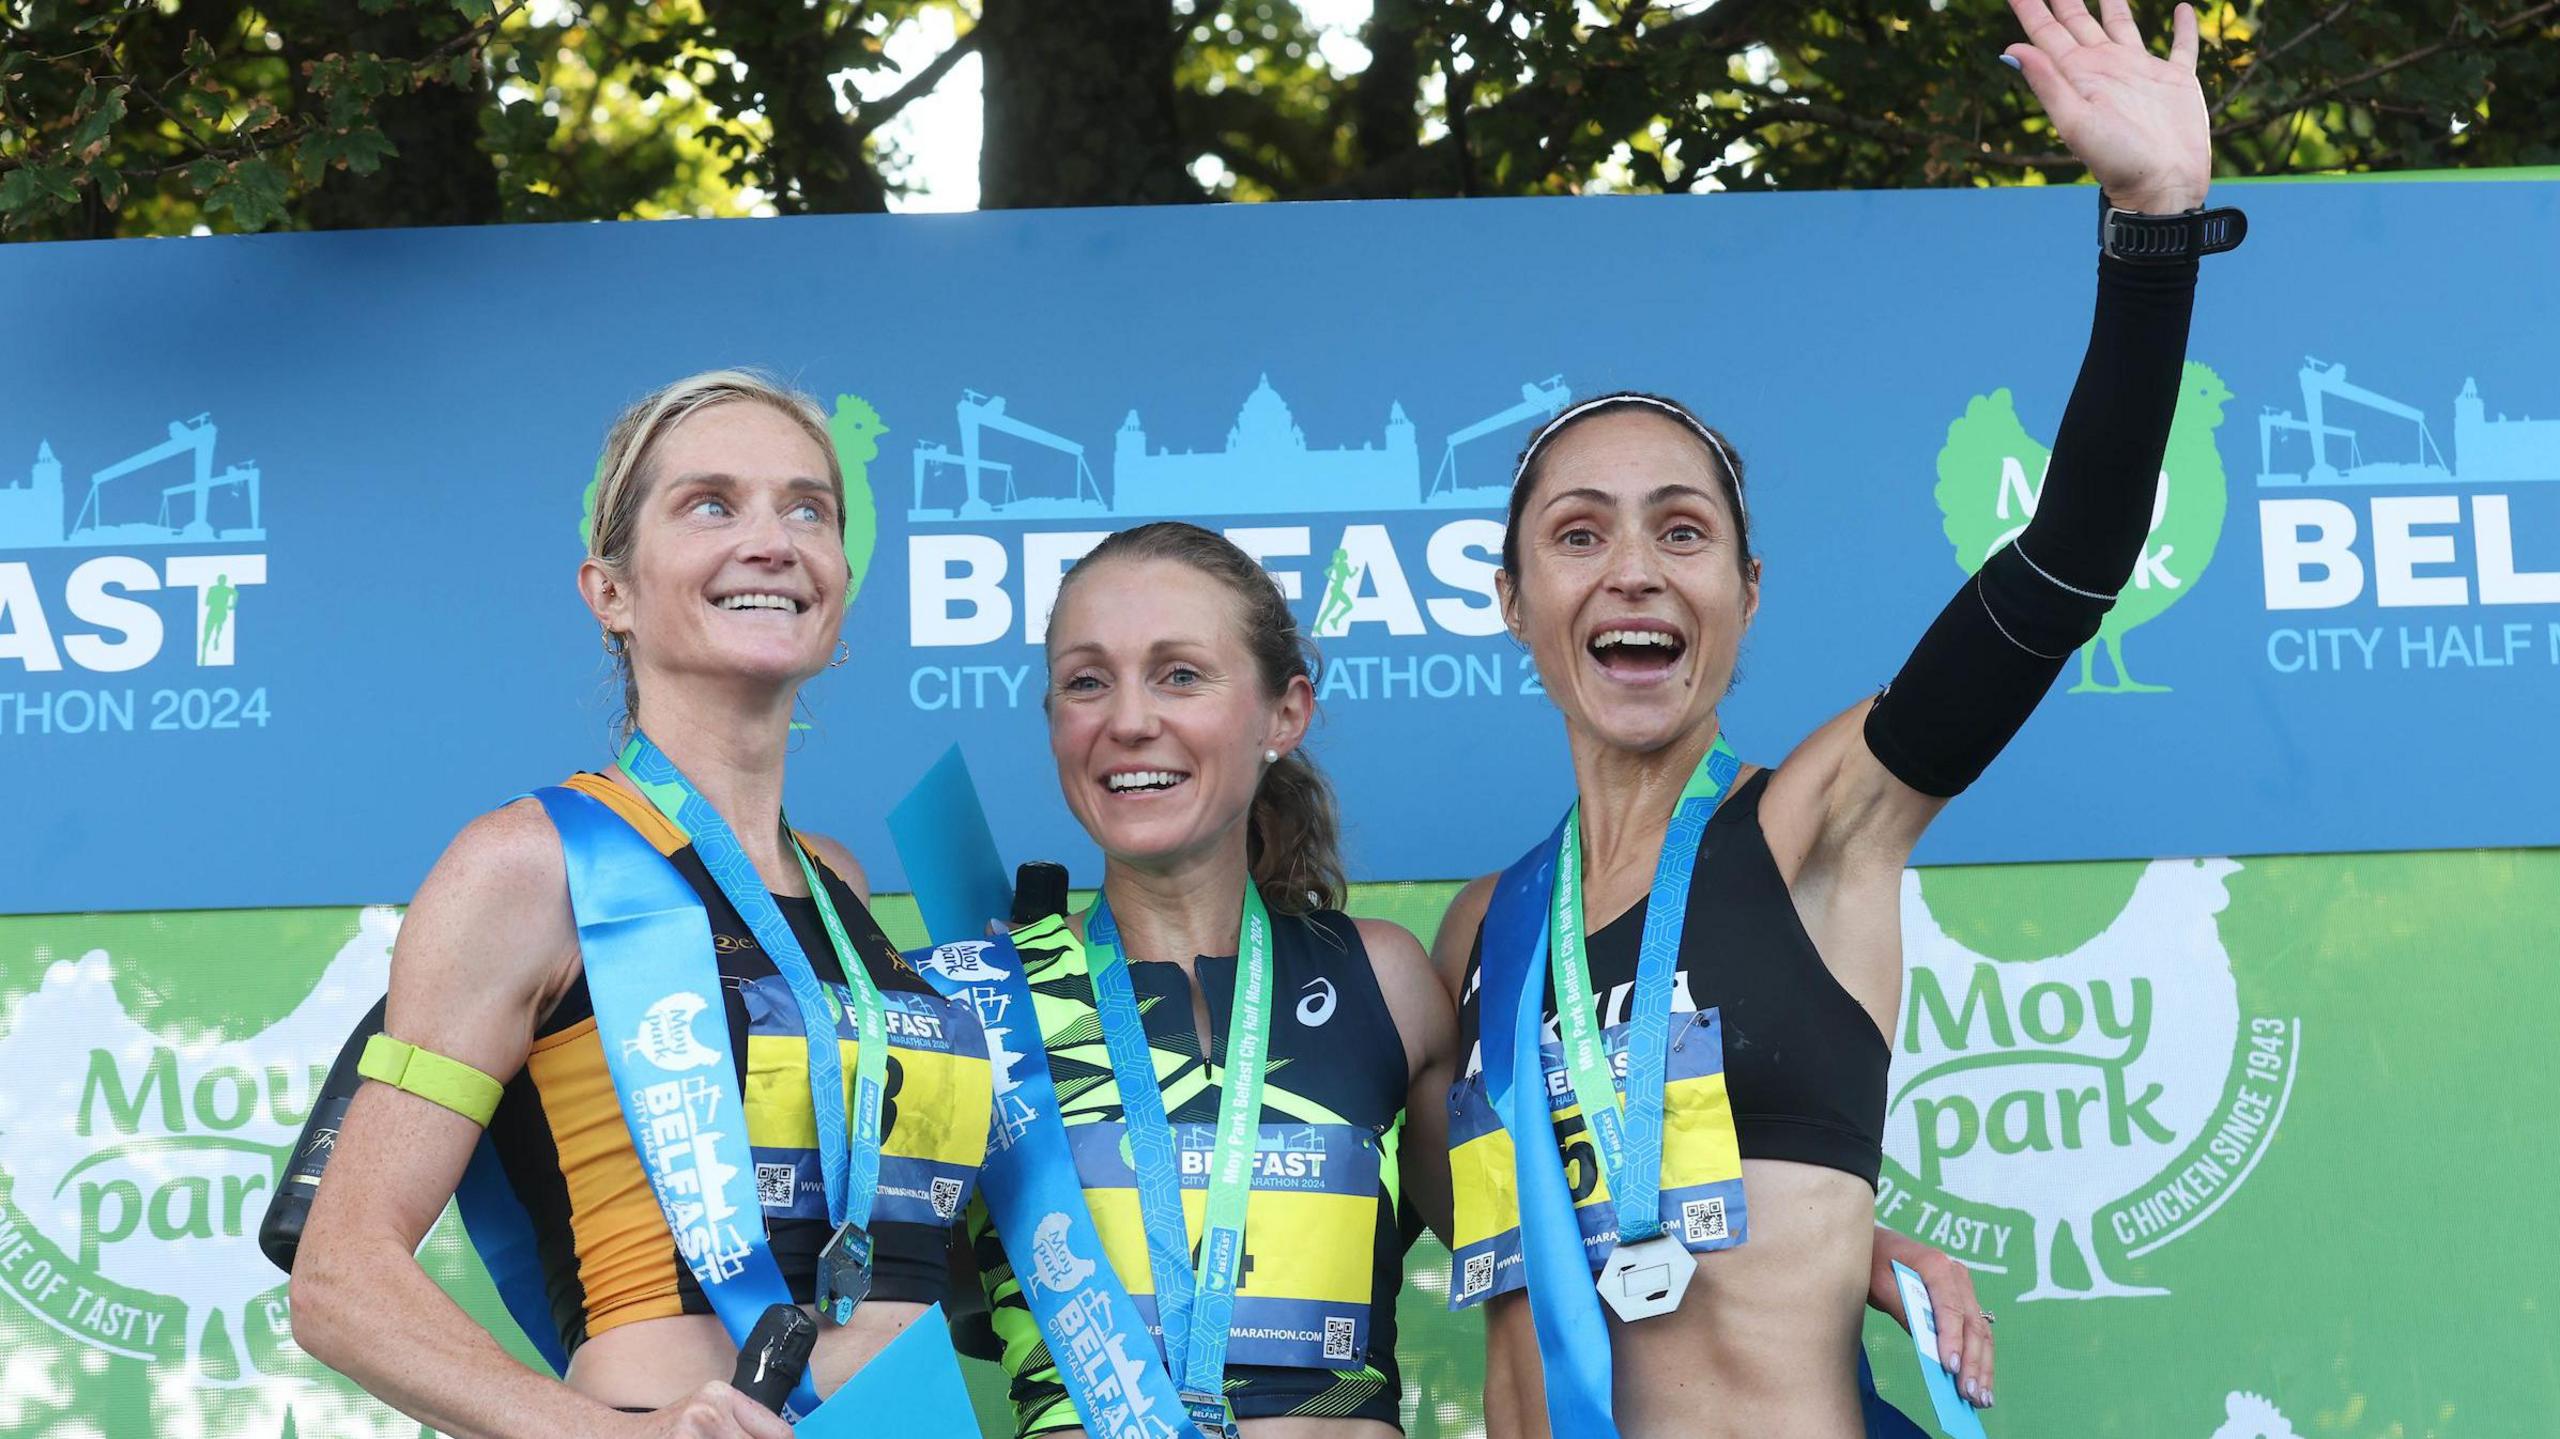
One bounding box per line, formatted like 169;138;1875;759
587;368;842;734
1500;391;1754;582
1048;521;1344;916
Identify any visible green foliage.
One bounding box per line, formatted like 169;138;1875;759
198;156;294;232
1;1;2551;238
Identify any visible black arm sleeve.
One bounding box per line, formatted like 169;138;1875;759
1862;253;2201;798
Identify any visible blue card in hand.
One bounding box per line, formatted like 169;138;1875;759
886;742;1014;948
1890;1260;1989;1439
794;1304;980;1437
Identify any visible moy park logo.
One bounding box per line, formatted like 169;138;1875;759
0;911;393;1383
1879;859;2300;1302
1934;362;2233;693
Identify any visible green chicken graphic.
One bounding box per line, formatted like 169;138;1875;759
825;393;886;604
1934;362;2232;693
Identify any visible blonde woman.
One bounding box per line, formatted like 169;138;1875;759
292;371;992;1438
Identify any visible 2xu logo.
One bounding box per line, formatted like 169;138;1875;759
1880;859;2300;1302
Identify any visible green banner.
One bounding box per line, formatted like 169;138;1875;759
2;851;2549;1436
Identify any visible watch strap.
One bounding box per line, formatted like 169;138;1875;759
2098;194;2247;262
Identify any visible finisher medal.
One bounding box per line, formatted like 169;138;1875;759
1597;1233;1693;1323
816;1220;874;1326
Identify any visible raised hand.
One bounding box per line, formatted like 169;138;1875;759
2003;0;2211;215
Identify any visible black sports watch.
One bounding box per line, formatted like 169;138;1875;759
2098;192;2247;262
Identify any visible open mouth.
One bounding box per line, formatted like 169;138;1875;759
1103;768;1192;796
712;592;807;615
1586;624;1687;680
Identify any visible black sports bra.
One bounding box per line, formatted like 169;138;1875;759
1458;767;1889;1185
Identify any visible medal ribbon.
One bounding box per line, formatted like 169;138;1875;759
907;928;1201;1439
1547;732;1741;1246
617;733;890;1243
1084;885;1275;1436
530;783;819;1414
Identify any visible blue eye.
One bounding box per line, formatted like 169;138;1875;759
1060;673;1103;694
792;500;826;522
692;497;731;518
1164;666;1202;688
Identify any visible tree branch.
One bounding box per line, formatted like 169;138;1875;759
1726;96;2076;172
426;0;535;65
701;0;887;212
122;76;227;161
848;24;980;142
1521;0;1654;180
2213;0;2560;142
1307;0;1784;200
2209;0;2355;120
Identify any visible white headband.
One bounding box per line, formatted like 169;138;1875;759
1514;393;1744;521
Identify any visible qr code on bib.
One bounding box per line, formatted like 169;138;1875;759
1682;1196;1729;1243
1461;1252;1495;1298
1323;1316;1357;1362
929;1176;966;1218
755;1163;795;1209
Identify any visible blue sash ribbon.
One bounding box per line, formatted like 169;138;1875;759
1479;818;1623;1435
617;732;889;1255
536;784;820;1414
910;935;1198;1439
510;785;973;1432
1863;1349;1932;1438
454;1131;570;1376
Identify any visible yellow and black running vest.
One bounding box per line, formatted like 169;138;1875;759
483;773;995;1353
968;908;1412;1436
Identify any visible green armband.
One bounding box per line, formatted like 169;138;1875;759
357;1034;506;1128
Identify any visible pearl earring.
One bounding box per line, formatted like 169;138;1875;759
1264;749;1279;764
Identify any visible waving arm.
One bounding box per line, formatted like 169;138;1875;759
1815;0;2217;861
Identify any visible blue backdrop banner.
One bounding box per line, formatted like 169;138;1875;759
2;180;2556;913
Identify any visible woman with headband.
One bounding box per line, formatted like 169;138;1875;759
1434;3;2241;1434
942;521;1461;1439
290;371;992;1439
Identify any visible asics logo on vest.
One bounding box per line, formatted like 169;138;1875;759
1296;977;1337;1028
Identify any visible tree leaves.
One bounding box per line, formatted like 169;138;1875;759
199;157;292;231
68;86;127;161
0;1;2551;240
